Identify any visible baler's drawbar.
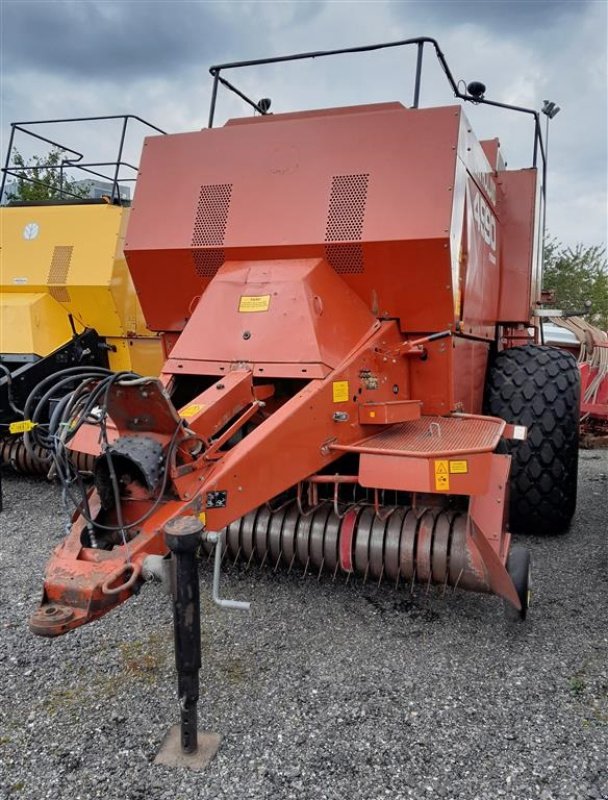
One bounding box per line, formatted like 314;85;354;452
30;39;580;643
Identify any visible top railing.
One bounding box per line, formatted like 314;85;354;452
207;37;546;175
0;114;166;205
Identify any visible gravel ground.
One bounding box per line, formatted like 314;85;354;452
0;450;606;800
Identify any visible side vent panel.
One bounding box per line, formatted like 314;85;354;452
324;174;369;274
191;183;232;279
47;245;73;303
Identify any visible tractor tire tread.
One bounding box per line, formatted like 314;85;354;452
484;345;580;536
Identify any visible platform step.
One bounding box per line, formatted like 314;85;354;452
333;414;505;458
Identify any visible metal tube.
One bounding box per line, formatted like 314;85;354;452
164;517;203;755
307;475;359;484
412;41;424;108
0;124;17;202
211;531;251;610
10;125;83;160
11;114;165;133
205;37;544;173
208;71;220;129
112;116;128;204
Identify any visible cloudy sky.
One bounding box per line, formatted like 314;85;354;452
1;0;606;248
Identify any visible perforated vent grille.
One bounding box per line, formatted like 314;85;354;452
47;245;73;283
191;184;232;247
49;286;71;303
192;249;226;279
47;246;73;303
191;183;232;280
324;243;365;275
324;174;369;274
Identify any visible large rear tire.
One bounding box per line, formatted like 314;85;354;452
484;345;580;536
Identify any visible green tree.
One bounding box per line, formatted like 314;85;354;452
543;238;608;330
6;148;90;202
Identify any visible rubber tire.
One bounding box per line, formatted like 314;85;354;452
484;345;580;536
504;545;531;622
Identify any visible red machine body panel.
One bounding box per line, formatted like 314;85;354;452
127;102;530;346
496;169;539;322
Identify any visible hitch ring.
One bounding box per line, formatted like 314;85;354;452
102;562;142;596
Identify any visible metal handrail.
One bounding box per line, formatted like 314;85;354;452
0;114;166;205
207;37;545;174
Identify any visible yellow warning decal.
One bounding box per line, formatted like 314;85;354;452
238;295;271;313
332;380;350;403
9;420;37;434
198;512;207;526
179;403;205;419
449;460;468;474
434;459;450;491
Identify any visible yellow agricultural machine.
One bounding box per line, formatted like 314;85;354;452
0;116;165;472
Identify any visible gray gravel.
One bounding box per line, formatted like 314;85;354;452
1;450;607;800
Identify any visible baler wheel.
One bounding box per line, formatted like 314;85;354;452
484;345;580;536
504;545;531;621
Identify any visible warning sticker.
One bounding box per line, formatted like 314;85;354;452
434;459;450;491
449;460;468;474
9;420;37;434
238;295;271;313
332;380;350;403
179;403;205;419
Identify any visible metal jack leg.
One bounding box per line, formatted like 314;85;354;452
155;516;221;770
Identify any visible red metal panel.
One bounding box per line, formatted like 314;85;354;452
452;337;490;414
409;338;454;414
358;452;493;495
358;400;421;424
165;258;376;377
126;103;460;334
496;169;539;323
460;175;500;338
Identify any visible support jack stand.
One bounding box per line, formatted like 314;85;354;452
155;516;221;770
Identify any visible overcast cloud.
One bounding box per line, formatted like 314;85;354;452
1;0;606;248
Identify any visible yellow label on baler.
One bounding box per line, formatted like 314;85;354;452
434;460;450;491
449;460;468;474
179;403;205;419
8;420;37;434
198;512;207;526
238;295;271;312
332;380;350;403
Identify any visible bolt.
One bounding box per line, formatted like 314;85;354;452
243;331;251;340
